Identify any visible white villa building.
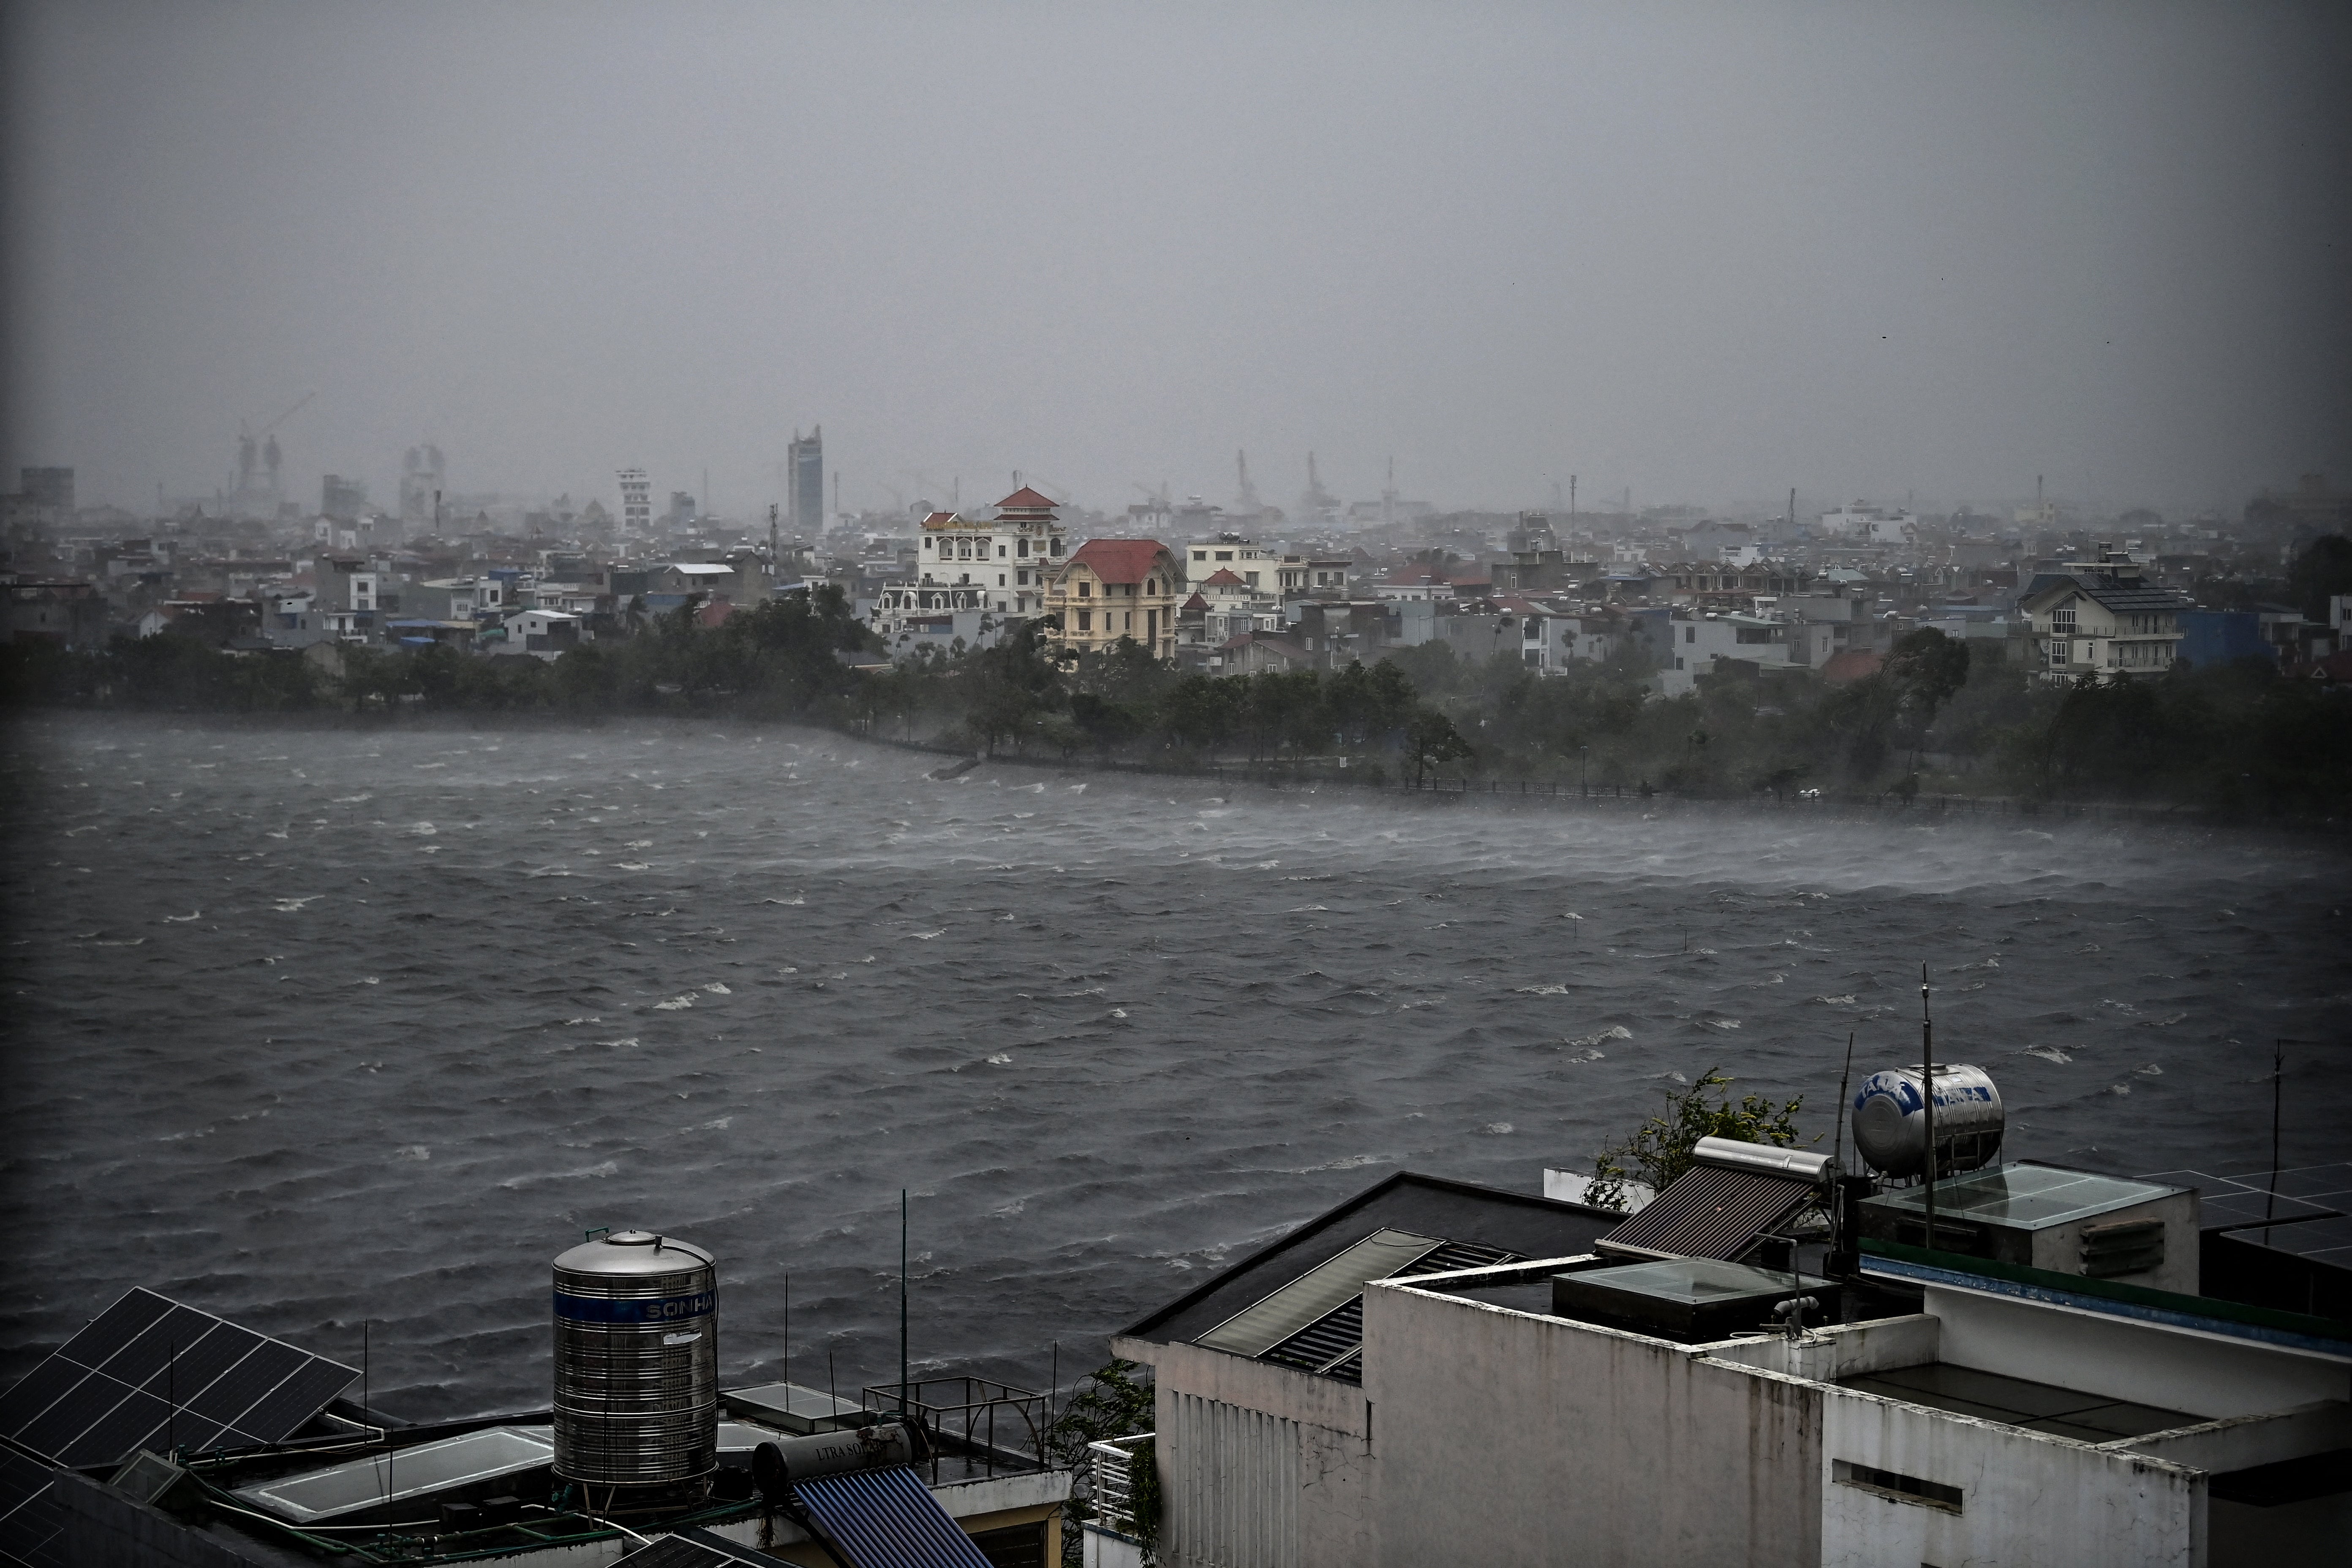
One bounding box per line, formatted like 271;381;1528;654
868;486;1067;652
2019;552;2192;680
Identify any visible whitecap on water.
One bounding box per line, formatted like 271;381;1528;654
985;1053;1013;1065
1566;1025;1633;1050
1480;1122;1514;1135
392;1145;430;1161
2022;1045;2072;1064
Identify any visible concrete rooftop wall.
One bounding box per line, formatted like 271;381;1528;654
1364;1283;1821;1568
1926;1285;2350;1418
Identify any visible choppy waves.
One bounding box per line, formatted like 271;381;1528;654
1;715;2344;1419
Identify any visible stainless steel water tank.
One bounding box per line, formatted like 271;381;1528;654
1851;1064;2004;1179
552;1230;718;1489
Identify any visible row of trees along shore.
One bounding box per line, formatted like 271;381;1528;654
6;546;2350;818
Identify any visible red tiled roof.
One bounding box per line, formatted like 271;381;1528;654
1065;538;1171;585
995;486;1059;512
1181;592;1208;612
1199;568;1247;587
695;599;735;628
1820;649;1883;685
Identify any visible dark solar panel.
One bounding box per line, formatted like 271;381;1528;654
109;1305;225;1378
185;1342;308;1435
62;1393;177;1471
0;1289;355;1468
13;1380;120;1461
0;1363;87;1437
133;1325;265;1403
1601;1165;1817;1261
54;1290;174;1371
237;1360;360;1443
794;1465;994;1568
0;1448;68;1568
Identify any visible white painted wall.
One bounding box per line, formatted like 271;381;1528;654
1822;1369;2203;1567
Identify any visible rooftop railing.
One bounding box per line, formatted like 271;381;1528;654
863;1377;1048;1484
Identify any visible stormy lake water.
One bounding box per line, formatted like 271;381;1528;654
2;714;2345;1420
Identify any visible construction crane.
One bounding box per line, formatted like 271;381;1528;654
231;391;313;494
903;470;958;512
242;391;313;441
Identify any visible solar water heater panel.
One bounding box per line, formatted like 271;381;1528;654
793;1465;994;1568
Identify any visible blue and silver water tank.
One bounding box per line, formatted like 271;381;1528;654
1851;1064;2004;1179
552;1230;718;1489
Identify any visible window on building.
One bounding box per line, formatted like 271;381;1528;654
1684;626;1695;643
998;544;1007;557
1832;1461;1961;1514
1078;580;1091;598
1017;539;1029;557
1215;551;1233;561
998;574;1005;586
1077;610;1091;632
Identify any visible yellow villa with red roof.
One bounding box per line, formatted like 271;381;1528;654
1045;537;1181;661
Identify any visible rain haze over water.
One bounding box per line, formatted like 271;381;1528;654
1;717;2343;1418
3;2;2348;512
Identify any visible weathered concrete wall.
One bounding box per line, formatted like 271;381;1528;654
1364;1283;1821;1568
2122;1398;2352;1473
1927;1284;2351;1418
1144;1339;1372;1568
1822;1385;2203;1568
1707;1313;1940;1384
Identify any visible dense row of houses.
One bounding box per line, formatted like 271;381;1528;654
9;485;2352;694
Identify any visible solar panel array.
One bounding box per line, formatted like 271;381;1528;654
0;1288;357;1470
0;1446;68;1568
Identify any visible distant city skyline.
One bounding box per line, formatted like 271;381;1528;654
5;3;2346;520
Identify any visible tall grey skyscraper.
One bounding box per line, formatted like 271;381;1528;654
788;427;823;531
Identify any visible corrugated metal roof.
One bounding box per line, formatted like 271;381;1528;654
1255;1239;1521;1382
1195;1229;1443;1356
1600;1165;1816;1260
793;1465;994;1568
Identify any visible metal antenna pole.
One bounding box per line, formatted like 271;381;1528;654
2270;1039;2284;1227
1920;964;1936;1250
1834;1032;1857;1176
784;1273;791;1396
900;1190;910;1417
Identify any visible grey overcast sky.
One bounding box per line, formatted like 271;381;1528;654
4;1;2347;521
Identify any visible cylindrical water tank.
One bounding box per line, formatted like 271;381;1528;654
552;1230;718;1489
1850;1065;2004;1179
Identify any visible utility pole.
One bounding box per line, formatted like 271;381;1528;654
1569;474;1577;518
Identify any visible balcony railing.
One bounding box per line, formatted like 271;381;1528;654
1085;1432;1154;1536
